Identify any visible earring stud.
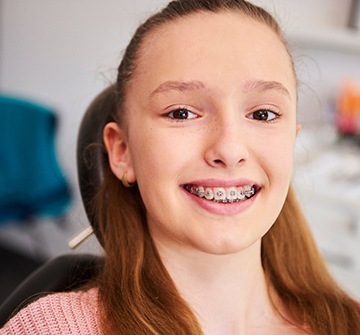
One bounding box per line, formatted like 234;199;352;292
122;172;135;188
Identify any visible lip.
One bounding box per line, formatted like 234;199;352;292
182;178;258;188
181;178;261;216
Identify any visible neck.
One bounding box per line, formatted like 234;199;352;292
156;240;286;334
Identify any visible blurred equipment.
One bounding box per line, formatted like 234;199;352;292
0;95;71;224
0;85;116;326
349;0;360;29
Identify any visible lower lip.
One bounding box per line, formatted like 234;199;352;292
182;187;259;216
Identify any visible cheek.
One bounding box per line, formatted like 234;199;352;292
256;131;296;181
129;128;197;182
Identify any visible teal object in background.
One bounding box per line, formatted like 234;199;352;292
0;96;71;223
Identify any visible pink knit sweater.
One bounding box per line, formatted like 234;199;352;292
0;288;101;335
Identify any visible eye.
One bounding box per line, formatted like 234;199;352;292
166;107;198;120
247;109;279;122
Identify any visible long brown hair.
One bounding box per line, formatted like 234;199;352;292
94;1;360;334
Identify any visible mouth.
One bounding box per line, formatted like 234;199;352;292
183;184;259;204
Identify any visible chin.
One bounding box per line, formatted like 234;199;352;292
191;235;261;256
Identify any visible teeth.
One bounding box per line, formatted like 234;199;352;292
243;185;255;198
197;186;205;198
204;188;214;200
214;188;226;202
226;187;238;202
185;184;256;203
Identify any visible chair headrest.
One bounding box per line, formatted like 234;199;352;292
76;85;117;245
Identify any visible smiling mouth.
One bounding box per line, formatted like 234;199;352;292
183;184;258;203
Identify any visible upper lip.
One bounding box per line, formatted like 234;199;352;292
182;178;259;188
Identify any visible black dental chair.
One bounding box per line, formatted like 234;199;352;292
0;85;117;327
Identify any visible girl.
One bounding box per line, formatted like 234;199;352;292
2;0;360;334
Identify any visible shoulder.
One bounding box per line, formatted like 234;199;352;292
0;288;101;335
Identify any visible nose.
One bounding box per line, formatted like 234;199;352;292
204;113;250;168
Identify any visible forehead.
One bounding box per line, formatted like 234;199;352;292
130;11;296;98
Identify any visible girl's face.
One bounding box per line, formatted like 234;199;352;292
107;12;298;256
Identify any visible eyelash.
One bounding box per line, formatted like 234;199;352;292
246;108;281;123
164;107;281;123
165;107;198;121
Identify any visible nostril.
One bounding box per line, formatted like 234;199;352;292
213;159;223;164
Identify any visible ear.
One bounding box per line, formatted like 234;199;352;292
103;122;136;183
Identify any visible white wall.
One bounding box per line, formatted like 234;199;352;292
253;0;351;27
0;0;167;185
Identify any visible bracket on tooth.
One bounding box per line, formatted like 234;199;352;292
185;185;255;202
242;186;255;198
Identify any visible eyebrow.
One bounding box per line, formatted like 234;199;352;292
150;80;205;97
150;79;291;99
243;80;291;98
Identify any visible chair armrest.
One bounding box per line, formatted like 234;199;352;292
0;253;103;328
